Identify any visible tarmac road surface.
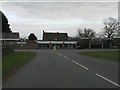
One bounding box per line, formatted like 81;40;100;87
3;49;119;88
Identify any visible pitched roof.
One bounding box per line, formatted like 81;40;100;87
43;31;68;41
2;32;19;39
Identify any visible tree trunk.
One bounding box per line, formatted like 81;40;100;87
89;40;91;49
102;42;104;49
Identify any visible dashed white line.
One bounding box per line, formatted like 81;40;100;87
95;73;120;87
58;53;62;56
63;56;70;60
56;52;62;56
56;52;119;87
72;60;89;70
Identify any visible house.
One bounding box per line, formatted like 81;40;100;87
1;32;20;54
37;31;77;49
1;32;19;45
43;31;68;41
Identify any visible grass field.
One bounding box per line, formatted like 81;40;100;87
79;51;119;61
2;52;36;81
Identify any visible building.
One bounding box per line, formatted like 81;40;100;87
1;31;77;50
43;31;68;41
1;32;19;45
16;39;38;49
1;32;20;55
37;31;77;49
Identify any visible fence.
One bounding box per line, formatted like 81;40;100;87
2;44;14;55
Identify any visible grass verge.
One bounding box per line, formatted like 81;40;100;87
2;52;36;82
79;51;118;61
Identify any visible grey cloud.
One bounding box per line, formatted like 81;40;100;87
1;1;118;39
2;0;120;1
2;2;118;21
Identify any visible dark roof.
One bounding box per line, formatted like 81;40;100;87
43;31;68;41
2;32;19;39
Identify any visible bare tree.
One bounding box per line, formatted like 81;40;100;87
77;28;95;38
77;28;95;49
102;17;120;48
103;17;119;38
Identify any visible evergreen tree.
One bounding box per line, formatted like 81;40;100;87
0;11;12;33
28;33;37;40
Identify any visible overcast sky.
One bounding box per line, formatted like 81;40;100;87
1;1;118;39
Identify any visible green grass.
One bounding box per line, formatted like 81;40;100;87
79;51;118;61
2;52;36;81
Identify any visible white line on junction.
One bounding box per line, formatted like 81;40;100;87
95;73;120;88
72;60;89;70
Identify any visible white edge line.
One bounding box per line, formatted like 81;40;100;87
72;60;88;70
95;73;120;87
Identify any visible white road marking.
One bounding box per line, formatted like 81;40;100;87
63;56;70;60
59;54;62;56
55;52;119;87
72;60;88;70
95;73;120;87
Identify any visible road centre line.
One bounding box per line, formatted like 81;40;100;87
58;53;88;70
72;60;89;70
55;52;69;60
63;56;70;59
55;52;119;87
59;53;62;56
95;73;120;87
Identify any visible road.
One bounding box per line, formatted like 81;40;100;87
3;49;119;88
